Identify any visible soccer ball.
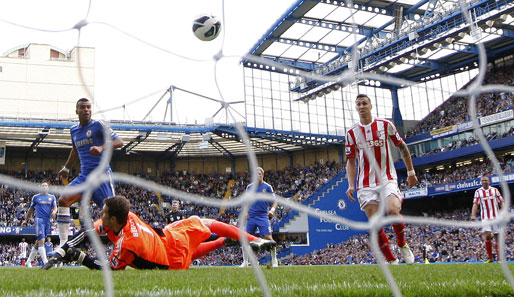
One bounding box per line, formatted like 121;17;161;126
192;15;221;41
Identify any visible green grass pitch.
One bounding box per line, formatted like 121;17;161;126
1;264;513;296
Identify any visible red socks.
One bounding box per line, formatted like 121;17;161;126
192;237;225;260
378;229;396;262
209;221;258;242
393;223;406;247
485;240;494;260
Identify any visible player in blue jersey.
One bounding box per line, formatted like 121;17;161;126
240;167;279;268
56;98;124;246
44;237;54;257
22;182;57;267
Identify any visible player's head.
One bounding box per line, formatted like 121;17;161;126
480;175;490;188
355;94;372;117
102;196;130;228
252;166;264;183
76;98;92;123
46;237;51;242
172;200;180;211
40;182;49;194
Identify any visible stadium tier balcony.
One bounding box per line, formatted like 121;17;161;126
406;67;514;140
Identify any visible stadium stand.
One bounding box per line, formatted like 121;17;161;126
399;153;514;190
406;67;514;140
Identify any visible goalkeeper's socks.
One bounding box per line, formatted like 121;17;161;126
192;237;225;260
209;221;258;242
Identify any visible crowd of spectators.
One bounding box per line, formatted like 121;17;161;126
399;154;514;190
4;207;510;266
283;208;514;265
0;162;342;267
405;67;514;139
0;162;342;266
0;162;343;230
0;242;20;266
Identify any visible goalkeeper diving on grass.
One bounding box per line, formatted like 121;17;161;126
43;195;276;270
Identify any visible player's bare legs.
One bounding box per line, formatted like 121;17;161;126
57;193;82;246
385;194;414;264
364;204;397;264
483;231;498;262
363;194;414;265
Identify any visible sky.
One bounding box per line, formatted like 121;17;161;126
0;0;297;124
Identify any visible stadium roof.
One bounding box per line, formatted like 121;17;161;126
243;0;514;94
0;118;344;158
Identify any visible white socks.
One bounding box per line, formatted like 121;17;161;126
27;247;37;263
271;246;277;262
26;245;49;265
57;206;71;246
38;246;48;264
240;248;248;266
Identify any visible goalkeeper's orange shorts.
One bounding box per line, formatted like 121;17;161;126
163;215;211;270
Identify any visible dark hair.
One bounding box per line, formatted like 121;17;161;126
76;98;90;108
104;196;130;225
356;94;371;103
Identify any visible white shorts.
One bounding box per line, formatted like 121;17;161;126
482;219;501;234
357;182;403;211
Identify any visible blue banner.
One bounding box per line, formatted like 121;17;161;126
291;178;367;256
0;226;35;235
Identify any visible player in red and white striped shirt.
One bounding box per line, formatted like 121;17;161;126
345;94;418;265
471;175;504;263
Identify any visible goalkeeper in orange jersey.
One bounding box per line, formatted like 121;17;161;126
43;195;275;270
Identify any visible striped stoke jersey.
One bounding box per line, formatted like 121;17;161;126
473;186;504;220
345;117;403;190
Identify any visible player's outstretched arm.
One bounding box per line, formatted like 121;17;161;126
399;142;418;188
59;146;78;180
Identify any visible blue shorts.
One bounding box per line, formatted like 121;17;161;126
69;170;115;207
35;218;51;241
246;216;272;236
